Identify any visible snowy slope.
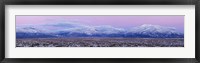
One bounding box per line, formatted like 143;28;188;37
126;24;183;38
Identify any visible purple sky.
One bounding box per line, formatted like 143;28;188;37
16;15;184;32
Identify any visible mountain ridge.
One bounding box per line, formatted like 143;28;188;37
16;22;184;38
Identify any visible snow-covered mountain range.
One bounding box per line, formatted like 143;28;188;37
16;22;184;38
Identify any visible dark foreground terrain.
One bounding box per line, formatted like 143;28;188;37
16;38;184;47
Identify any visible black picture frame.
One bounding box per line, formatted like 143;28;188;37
0;0;200;63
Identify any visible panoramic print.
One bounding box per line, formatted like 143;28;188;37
16;15;184;47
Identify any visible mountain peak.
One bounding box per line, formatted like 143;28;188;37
129;24;180;35
140;24;158;27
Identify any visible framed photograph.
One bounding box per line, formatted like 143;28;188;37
0;0;200;63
